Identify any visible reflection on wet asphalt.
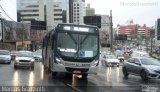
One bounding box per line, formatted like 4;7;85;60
0;61;160;92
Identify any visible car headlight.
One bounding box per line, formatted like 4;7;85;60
31;59;34;62
15;57;19;61
147;68;155;73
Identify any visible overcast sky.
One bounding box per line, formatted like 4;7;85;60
0;0;160;27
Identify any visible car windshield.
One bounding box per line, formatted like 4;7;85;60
0;51;10;55
33;50;42;55
16;51;33;57
140;58;160;66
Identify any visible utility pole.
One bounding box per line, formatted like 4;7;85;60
21;16;24;50
110;10;113;52
151;36;153;53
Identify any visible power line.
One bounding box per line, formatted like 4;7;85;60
0;4;15;21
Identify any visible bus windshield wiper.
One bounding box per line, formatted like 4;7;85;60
68;32;77;45
80;34;89;45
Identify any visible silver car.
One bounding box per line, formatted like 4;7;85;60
0;50;11;64
33;50;42;62
103;55;120;67
14;51;35;69
122;57;160;81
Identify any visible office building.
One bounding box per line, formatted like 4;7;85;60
17;0;45;22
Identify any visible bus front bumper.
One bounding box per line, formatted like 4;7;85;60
51;63;98;74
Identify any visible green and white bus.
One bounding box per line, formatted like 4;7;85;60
42;23;99;78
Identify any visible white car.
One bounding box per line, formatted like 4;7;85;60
0;50;11;64
103;55;120;67
14;51;35;69
33;50;42;62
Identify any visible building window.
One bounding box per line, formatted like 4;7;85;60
77;10;79;12
77;4;79;6
54;14;62;16
21;14;39;16
54;18;62;20
54;9;62;11
77;7;79;9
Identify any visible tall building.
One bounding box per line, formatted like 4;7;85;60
17;0;45;22
46;0;68;30
46;0;61;30
155;18;160;40
84;15;110;46
69;0;74;23
69;0;86;24
86;3;95;16
155;18;160;45
118;21;149;40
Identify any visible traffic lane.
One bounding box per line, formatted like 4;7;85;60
69;65;160;92
0;62;75;92
0;61;160;92
59;66;140;92
0;62;139;92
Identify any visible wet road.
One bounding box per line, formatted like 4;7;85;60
0;61;160;92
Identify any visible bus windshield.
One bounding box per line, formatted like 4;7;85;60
57;32;98;58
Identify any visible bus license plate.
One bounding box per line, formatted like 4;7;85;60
73;70;81;73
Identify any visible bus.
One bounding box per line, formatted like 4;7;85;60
42;23;99;78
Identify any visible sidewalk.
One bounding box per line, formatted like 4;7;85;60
150;53;160;60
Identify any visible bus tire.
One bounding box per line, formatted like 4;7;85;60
65;73;72;78
52;72;57;77
48;61;51;73
82;74;88;79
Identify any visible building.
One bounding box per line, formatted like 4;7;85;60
86;3;95;16
118;21;149;40
69;0;74;23
46;0;62;30
0;18;31;50
17;0;45;22
155;18;160;45
69;0;86;24
84;15;110;46
17;0;47;50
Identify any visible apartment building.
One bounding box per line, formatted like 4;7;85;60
17;0;45;22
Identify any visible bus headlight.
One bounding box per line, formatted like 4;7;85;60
55;57;63;64
91;60;99;67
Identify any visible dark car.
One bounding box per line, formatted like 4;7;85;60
122;57;160;81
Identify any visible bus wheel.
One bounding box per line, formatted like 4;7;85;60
52;72;57;77
65;73;72;78
48;61;51;73
82;74;88;79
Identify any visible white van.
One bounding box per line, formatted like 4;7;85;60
131;51;150;58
